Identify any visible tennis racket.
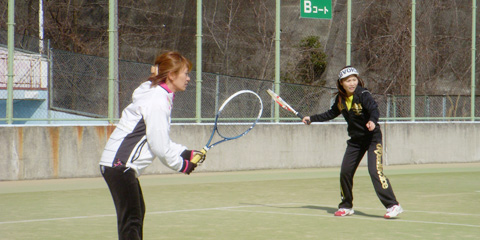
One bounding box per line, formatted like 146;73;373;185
191;90;263;164
266;89;304;119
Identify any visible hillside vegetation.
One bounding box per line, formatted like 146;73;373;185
0;0;477;95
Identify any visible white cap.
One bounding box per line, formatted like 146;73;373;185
338;67;359;80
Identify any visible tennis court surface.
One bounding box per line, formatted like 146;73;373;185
1;163;479;240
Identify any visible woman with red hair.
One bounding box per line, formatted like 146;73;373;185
99;51;205;239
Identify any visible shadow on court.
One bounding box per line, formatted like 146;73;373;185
300;205;384;218
239;203;384;219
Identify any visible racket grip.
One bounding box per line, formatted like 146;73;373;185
191;148;207;164
296;113;304;120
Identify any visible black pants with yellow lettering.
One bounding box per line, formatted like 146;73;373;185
338;130;399;209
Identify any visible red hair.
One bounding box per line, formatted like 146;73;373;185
148;51;192;87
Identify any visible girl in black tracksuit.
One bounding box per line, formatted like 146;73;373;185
302;66;403;218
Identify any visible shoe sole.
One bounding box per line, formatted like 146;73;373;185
384;210;403;219
334;211;354;217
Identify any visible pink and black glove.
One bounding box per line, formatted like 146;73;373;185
180;150;205;174
180;159;197;175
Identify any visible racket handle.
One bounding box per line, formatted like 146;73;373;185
296;113;304;120
191;148;207;164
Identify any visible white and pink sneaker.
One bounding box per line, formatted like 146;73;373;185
334;208;354;217
384;205;403;219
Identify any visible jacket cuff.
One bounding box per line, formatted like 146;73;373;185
179;159;190;173
180;150;193;160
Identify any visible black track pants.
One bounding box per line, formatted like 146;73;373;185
101;166;145;240
338;131;399;209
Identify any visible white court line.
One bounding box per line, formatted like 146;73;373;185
147;202;300;215
0;214;116;225
1;202;479;229
0;203;298;225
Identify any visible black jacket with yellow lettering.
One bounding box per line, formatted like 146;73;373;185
310;86;380;139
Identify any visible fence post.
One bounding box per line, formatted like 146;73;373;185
48;40;53;123
393;95;397;121
108;0;119;124
6;0;15;124
442;95;446;120
196;0;203;123
346;0;352;65
39;0;44;54
410;0;416;121
471;0;477;121
425;95;430;118
215;75;219;112
274;0;281;123
386;95;391;119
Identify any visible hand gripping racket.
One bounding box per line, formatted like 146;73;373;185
191;90;263;164
266;89;304;119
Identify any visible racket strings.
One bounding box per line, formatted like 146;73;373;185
216;92;262;139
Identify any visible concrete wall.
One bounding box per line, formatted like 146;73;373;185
1;122;479;180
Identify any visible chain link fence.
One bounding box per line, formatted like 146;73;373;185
375;94;480;121
1;40;480;124
48;53;480;123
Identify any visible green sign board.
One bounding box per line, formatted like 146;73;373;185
300;0;332;19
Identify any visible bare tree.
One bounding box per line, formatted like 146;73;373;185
202;0;279;79
203;0;241;75
2;0;476;97
354;0;473;95
43;0;108;55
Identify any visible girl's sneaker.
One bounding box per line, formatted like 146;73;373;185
334;208;354;216
384;205;403;218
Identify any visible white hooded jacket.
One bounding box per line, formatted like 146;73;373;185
99;81;187;177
